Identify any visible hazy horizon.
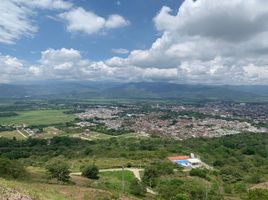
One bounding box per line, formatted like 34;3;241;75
0;0;268;85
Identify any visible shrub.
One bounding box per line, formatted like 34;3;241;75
155;161;174;175
126;162;132;168
247;189;268;200
213;160;224;167
247;173;261;184
129;178;146;196
220;166;243;183
46;159;70;183
189;168;208;179
81;165;99;179
142;166;159;187
0;157;26;179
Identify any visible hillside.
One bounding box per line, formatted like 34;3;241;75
0;81;267;101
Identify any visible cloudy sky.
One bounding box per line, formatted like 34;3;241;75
0;0;268;85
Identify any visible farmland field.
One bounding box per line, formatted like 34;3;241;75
0;110;75;126
0;130;26;140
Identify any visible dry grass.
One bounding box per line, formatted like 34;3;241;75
251;182;268;190
0;130;26;140
0;178;114;200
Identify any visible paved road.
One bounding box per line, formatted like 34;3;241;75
71;167;156;194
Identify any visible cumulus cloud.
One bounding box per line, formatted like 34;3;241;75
1;0;268;84
0;48;176;83
0;0;72;44
154;0;268;42
59;8;106;34
0;1;129;44
104;0;268;84
0;55;26;82
105;15;130;29
59;7;129;35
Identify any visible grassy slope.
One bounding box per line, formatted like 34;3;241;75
0;166;140;200
0;110;75;126
98;171;136;193
0;178;115;200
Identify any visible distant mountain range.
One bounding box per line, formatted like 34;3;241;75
0;81;267;101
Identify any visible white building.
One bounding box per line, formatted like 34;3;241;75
187;158;202;168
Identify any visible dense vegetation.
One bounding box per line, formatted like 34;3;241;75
0;157;26;179
0;132;268;199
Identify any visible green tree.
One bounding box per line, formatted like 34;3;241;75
142;166;159;187
46;159;70;183
247;173;261;184
129;178;146;196
189;168;208;179
81;165;99;179
155;161;174;175
247;189;268;200
0;157;26;179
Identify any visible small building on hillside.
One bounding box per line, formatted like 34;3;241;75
187;158;202;168
168;154;202;169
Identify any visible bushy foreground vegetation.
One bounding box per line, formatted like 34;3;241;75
0;132;268;199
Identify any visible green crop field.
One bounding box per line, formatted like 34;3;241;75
0;110;75;126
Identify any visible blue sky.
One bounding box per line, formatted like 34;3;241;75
0;0;268;84
0;0;181;61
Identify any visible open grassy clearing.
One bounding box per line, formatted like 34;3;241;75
97;171;136;193
0;130;26;140
36;127;64;139
0;110;75;126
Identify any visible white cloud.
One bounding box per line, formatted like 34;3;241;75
40;48;82;66
103;0;268;84
153;0;268;42
111;48;129;54
0;0;72;44
1;0;268;84
16;0;72;10
29;66;43;76
0;48;177;83
0;55;23;71
59;7;129;35
0;55;26;82
0;1;36;44
105;15;130;29
0;1;128;43
59;7;106;34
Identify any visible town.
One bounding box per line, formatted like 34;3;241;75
1;102;267;142
73;102;267;140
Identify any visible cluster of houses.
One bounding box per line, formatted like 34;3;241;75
168;153;203;169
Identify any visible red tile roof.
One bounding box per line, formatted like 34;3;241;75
168;156;189;161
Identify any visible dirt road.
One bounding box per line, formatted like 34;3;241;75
71;167;156;194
